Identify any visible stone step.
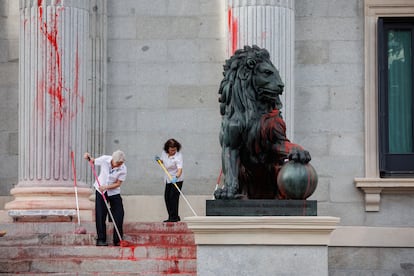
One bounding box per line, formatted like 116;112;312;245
0;232;195;246
0;274;196;276
0;221;195;245
0;221;193;235
0;222;197;275
0;258;197;274
0;244;196;260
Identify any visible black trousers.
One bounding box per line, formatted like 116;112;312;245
95;190;124;244
164;181;183;221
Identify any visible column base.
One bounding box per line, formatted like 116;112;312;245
7;209;94;222
4;187;94;222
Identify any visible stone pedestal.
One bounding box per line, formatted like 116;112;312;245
185;216;340;276
206;199;317;216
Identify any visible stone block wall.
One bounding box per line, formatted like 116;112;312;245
0;0;19;195
0;0;413;228
0;0;414;273
104;0;225;196
294;0;367;225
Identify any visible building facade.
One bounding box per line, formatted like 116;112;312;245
0;0;413;274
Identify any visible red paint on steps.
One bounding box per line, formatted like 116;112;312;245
0;222;197;274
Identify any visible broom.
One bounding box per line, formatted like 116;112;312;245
71;151;87;234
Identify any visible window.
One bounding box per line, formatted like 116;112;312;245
378;17;414;177
354;1;414;212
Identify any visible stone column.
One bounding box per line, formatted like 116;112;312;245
5;0;93;221
226;0;295;138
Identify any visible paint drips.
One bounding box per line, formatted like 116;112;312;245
36;1;82;121
227;6;238;55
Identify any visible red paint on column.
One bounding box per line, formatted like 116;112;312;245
36;3;76;121
227;7;238;55
71;41;84;118
37;5;64;119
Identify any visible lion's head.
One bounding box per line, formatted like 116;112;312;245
218;45;285;119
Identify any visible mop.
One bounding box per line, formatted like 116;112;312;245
154;156;198;216
71;151;87;234
87;158;130;247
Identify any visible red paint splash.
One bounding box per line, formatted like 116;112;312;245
227;6;238;55
36;1;82;122
37;3;65;120
164;260;180;274
258;109;304;158
119;243;137;261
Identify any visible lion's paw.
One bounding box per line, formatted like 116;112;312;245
214;187;237;199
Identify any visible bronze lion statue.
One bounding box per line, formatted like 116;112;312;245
214;45;311;200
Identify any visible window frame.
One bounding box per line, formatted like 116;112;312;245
354;0;414;212
378;17;414;177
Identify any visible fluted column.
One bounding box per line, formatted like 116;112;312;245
5;0;93;218
226;0;295;137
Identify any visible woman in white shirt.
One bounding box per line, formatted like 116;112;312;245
84;150;127;246
160;139;183;222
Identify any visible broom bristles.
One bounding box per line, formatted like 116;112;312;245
75;227;87;234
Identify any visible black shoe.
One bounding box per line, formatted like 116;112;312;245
113;242;120;246
170;216;181;222
164;216;180;223
96;240;108;246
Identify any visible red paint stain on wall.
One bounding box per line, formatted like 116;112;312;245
227;6;238;55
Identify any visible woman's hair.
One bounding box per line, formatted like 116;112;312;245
112;150;126;163
163;138;182;152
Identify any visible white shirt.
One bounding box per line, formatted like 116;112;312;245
160;151;183;184
94;155;127;196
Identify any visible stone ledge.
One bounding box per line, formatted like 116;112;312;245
354;177;414;211
185;216;340;245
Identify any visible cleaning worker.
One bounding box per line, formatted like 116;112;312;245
159;138;184;222
84;150;127;246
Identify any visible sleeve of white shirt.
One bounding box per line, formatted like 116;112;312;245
93;155;110;190
160;151;167;163
176;152;183;169
118;165;127;181
94;155;109;166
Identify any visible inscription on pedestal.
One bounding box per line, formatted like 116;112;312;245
206;200;317;216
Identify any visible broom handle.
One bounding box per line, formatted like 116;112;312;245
71;151;81;226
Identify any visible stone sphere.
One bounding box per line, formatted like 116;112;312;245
277;161;318;199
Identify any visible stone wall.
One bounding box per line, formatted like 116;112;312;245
294;0;367;224
0;0;19;195
1;0;414;274
104;0;225;196
0;0;413;226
